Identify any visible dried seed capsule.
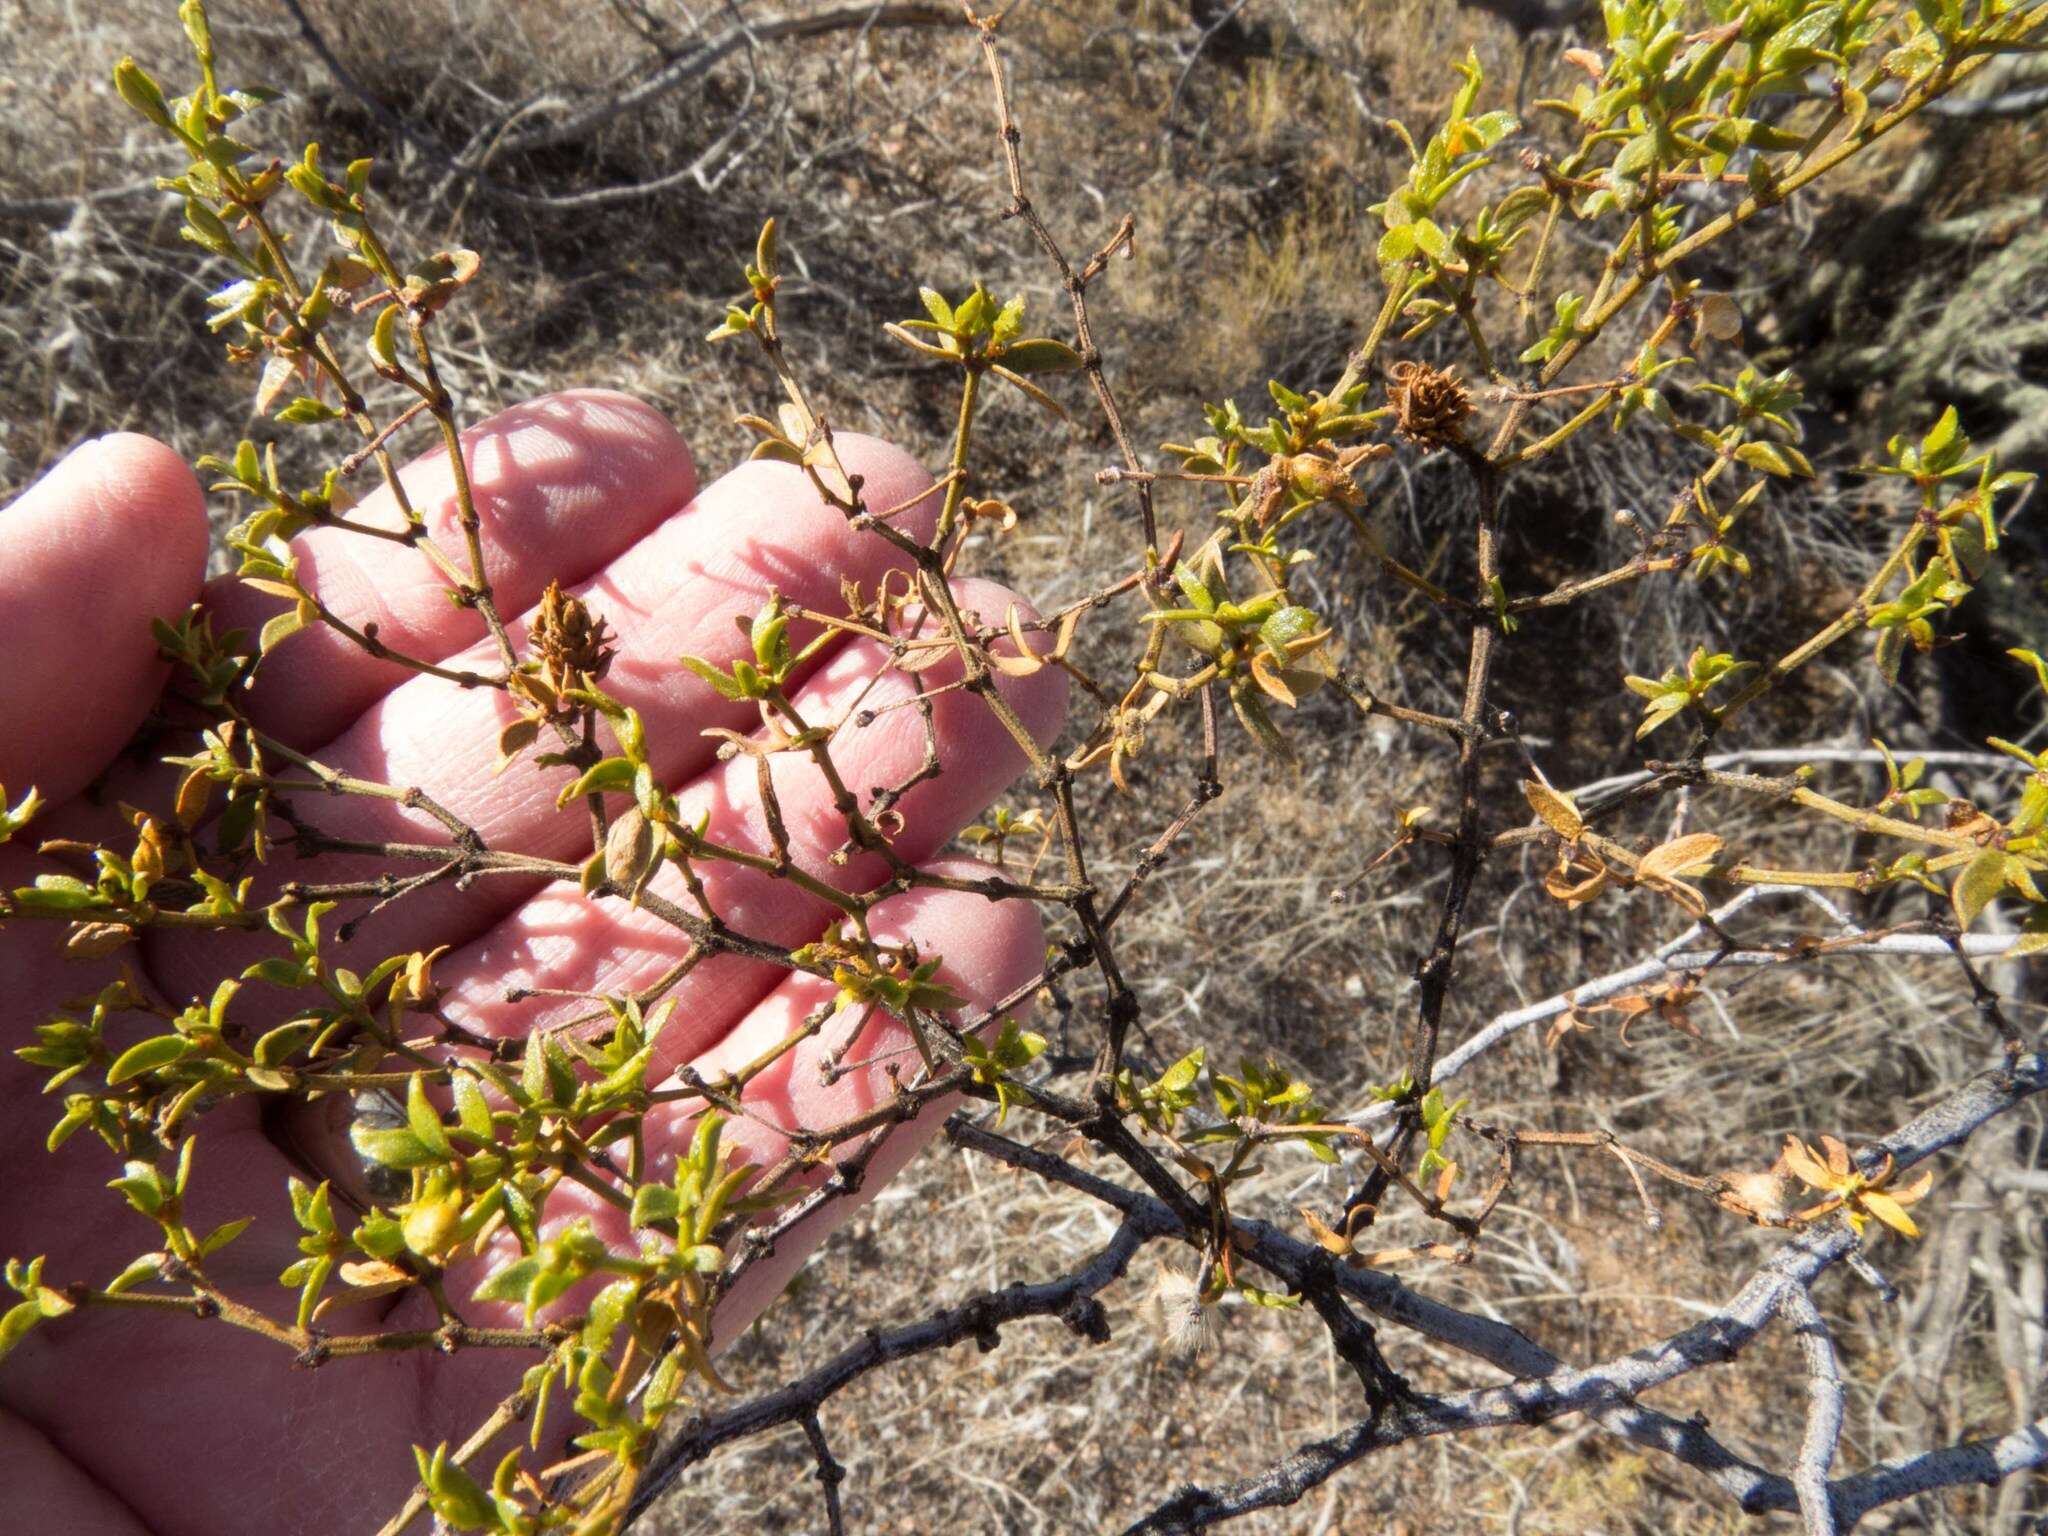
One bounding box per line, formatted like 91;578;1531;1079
604;805;659;900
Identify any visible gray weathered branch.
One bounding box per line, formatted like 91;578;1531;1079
623;1211;1165;1524
1784;1287;1847;1536
1349;885;2027;1129
958;1053;2048;1531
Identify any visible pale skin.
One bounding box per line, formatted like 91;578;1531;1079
0;391;1064;1534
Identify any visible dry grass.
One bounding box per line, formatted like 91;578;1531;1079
4;2;2046;1532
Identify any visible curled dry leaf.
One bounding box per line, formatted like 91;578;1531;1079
1859;1174;1934;1239
1299;1206;1354;1256
987;604;1079;679
1635;832;1724;882
1695;292;1743;346
64;922;137;959
1523;780;1584;843
388;945;449;1006
493;716;542;777
891;635;955;675
1632;832;1724;915
604;807;659;902
1434;1159;1459;1202
1543;1002;1596;1049
1545;979;1700;1047
1543;848;1610;908
315;1259;415;1318
1610;980;1700;1045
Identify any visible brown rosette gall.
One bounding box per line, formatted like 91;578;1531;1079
1387;360;1474;447
529;579;617;696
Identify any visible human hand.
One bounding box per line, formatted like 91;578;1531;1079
0;392;1064;1534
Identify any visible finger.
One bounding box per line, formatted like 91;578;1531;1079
0;1408;155;1535
693;863;1048;1348
146;435;941;1006
206;390;698;747
0;435;207;803
0;1097;519;1536
272;577;1063;1216
426;575;1066;1070
439;865;1048;1341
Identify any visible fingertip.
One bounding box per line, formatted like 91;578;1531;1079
492;389;698;525
0;435;207;800
74;433;211;582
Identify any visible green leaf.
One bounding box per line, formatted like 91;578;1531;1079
452;1073;495;1142
0;784;43;844
999;338;1083;374
288;1255;333;1332
1611;132;1657;181
1875;624;1907;686
630;1184;680;1229
679;654;749;702
1734;441;1812;477
113;58;176;132
1236;1283;1302;1309
749;607;791;677
197;1217;254;1257
179;0;216;59
260;603;310;656
181;201;239;263
109;1163;167;1219
1921;405;1960;461
416;1444;499;1531
350;1124;445;1170
954;285;994;336
106;1253;167;1294
1952;847;2008;933
706;308;753;343
521;1031;549;1107
471;1254;544;1307
1157;1049;1205;1094
242;957;309;989
406;1073;453;1160
11;878;102;913
677;1243;726;1273
554;756;635;808
0;1301;42;1366
1636;698;1689;739
991;294;1025;349
252;1020;315;1070
990;365;1068;419
107;1035;194;1086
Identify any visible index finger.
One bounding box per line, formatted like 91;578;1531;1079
0;434;208;803
204;390;697;747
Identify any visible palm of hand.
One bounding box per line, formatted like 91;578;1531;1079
0;392;1061;1534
